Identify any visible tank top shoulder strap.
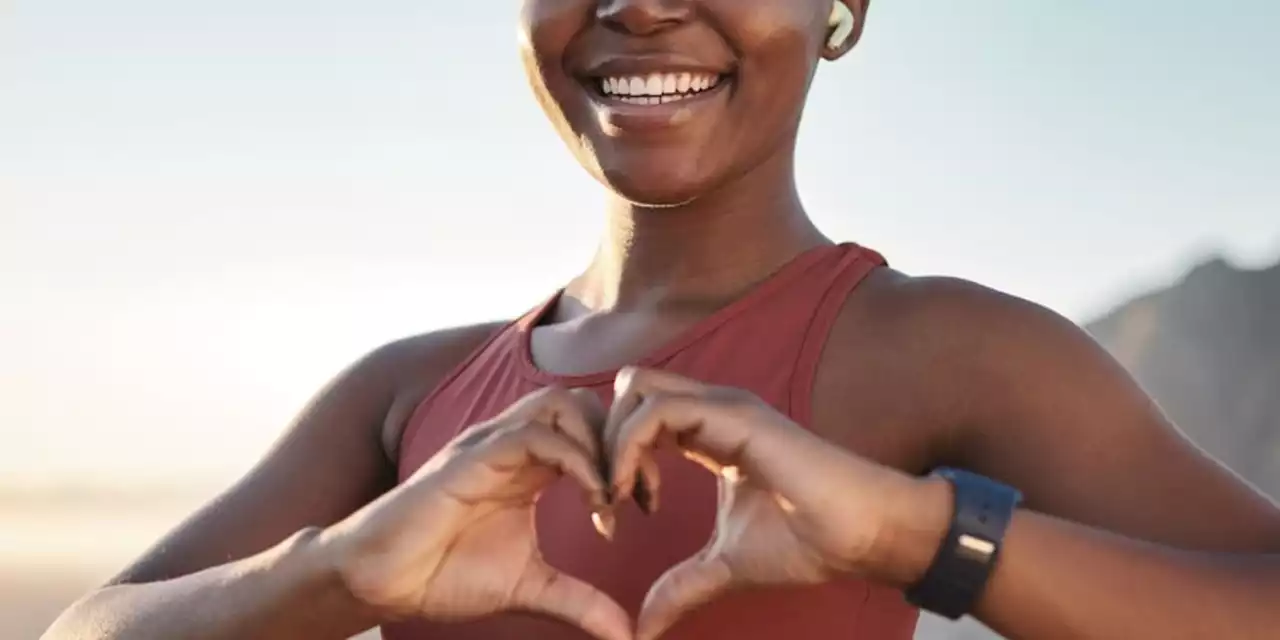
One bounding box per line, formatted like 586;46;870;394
787;244;887;427
395;318;523;469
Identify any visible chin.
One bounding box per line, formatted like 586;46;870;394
601;174;709;208
595;154;719;208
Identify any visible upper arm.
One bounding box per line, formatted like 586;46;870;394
109;322;504;586
922;278;1280;551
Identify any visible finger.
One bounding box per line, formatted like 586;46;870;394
513;560;633;640
486;423;610;512
607;368;700;507
604;372;646;477
448;386;578;456
610;392;752;499
610;369;779;496
536;387;607;459
538;388;620;535
635;555;733;640
606;367;706;454
634;453;661;514
603;376;647;511
607;392;696;499
522;426;610;510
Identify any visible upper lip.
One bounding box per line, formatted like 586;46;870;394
579;54;734;79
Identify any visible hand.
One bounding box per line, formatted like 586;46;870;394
604;368;933;640
322;387;630;640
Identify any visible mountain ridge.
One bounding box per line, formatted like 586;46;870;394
1086;253;1280;497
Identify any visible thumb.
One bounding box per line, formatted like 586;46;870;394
513;560;633;640
636;555;733;640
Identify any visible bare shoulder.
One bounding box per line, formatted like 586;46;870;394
372;321;510;460
837;269;1085;351
819;269;1280;547
810;267;1110;471
842;270;1131;421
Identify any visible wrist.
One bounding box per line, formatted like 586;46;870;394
864;474;954;590
295;527;392;627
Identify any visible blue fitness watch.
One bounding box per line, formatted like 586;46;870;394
904;467;1022;620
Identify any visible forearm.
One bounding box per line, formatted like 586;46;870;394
42;528;382;640
879;479;1280;640
979;510;1280;639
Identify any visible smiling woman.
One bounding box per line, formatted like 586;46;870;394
39;1;1280;640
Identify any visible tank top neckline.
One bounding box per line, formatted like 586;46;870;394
512;242;854;386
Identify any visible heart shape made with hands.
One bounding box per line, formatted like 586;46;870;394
333;364;896;640
397;365;896;640
571;366;888;640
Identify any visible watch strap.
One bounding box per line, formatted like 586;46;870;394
904;467;1022;620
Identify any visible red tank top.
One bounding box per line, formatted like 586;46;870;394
388;243;919;639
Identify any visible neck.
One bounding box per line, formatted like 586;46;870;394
573;149;829;312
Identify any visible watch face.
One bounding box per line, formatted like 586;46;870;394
956;534;996;563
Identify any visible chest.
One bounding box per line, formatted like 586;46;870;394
391;332;933;640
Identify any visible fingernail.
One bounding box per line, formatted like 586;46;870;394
633;480;653;515
591;510;616;541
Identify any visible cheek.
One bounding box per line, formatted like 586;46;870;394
735;0;827;42
519;0;580;57
518;2;595;137
718;2;826;149
519;1;591;95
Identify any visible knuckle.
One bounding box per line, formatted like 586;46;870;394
566;387;602;415
715;386;764;412
647;392;694;421
518;417;554;437
566;386;595;401
643;389;676;411
540;384;572;402
451;422;502;450
531;385;573;417
491;418;545;447
483;425;522;449
520;385;564;410
725;398;768;425
617;366;648;392
715;384;756;403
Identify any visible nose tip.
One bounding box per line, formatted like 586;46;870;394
597;0;692;36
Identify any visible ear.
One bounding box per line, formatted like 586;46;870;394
822;0;870;61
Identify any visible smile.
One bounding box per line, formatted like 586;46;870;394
594;72;728;106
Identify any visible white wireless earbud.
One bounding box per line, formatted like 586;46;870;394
827;2;855;51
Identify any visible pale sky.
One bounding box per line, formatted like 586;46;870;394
2;1;1278;490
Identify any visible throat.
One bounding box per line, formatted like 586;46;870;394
589;139;826;311
579;214;829;314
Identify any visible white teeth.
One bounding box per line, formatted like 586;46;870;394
598;72;724;101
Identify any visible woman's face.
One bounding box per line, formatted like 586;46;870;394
520;0;851;206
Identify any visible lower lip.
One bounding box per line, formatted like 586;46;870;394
588;79;732;134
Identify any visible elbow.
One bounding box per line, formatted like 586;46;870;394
41;586;134;640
